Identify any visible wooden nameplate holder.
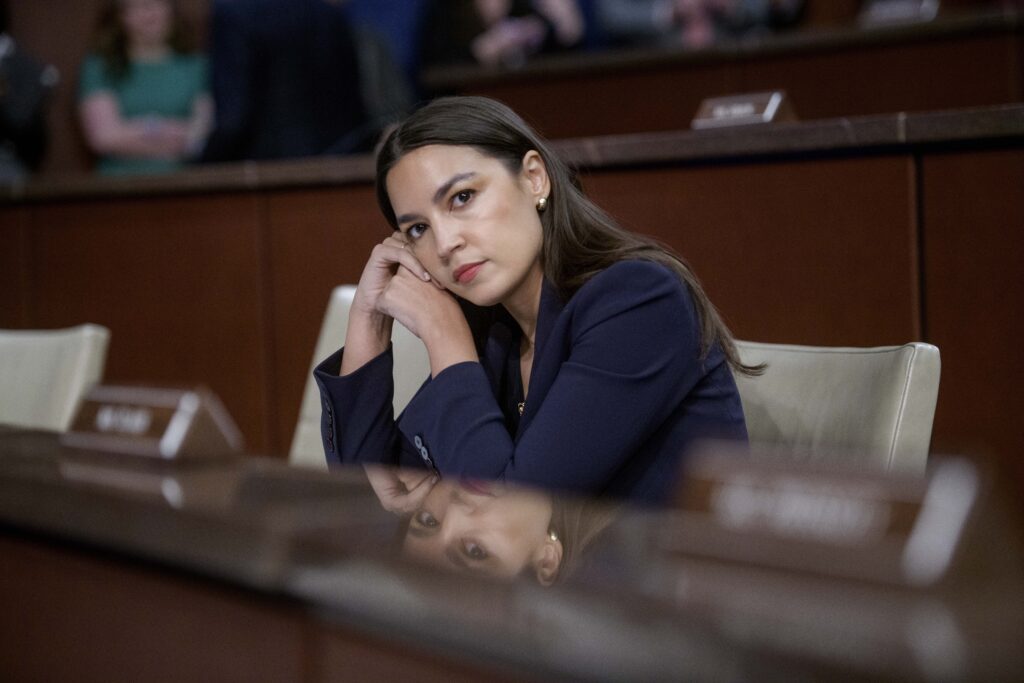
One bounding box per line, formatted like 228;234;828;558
61;385;243;461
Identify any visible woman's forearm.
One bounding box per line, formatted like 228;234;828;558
185;94;214;158
419;305;478;378
80;93;187;159
339;308;394;376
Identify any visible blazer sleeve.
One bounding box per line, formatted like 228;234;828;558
313;346;430;471
397;261;706;494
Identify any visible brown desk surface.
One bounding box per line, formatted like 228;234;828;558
2;429;1022;681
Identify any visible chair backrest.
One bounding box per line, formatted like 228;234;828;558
289;286;431;469
0;324;111;431
732;341;941;475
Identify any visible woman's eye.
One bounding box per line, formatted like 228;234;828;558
463;540;488;560
414;510;438;528
452;189;474;208
407;224;428;240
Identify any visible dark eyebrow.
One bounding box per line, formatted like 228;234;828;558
434;172;476;204
395;172;477;226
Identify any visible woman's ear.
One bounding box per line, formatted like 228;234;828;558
532;537;563;586
521;150;551;203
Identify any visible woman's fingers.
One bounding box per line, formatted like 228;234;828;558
386;238;447;290
363;465;437;515
401;471;439;510
374;237;432;282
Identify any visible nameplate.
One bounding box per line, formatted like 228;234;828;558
858;0;940;26
61;385;243;461
691;91;796;130
666;446;979;587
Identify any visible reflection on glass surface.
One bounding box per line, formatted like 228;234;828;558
363;465;617;585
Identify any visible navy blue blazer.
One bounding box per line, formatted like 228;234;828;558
315;260;747;504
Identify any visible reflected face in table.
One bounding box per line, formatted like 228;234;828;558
402;480;562;584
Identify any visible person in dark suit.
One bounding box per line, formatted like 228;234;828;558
200;0;370;162
315;96;755;505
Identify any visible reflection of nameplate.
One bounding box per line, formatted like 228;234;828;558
666;447;979;587
859;0;939;27
691;91;796;130
61;385;243;460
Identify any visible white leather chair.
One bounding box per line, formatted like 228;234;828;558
0;324;111;431
733;341;941;475
289;286;431;469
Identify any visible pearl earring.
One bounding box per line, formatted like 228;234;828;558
536;196;548;212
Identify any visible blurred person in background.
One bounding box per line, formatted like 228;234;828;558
78;0;212;176
0;0;55;183
200;0;371;162
344;0;431;87
595;0;804;51
421;0;587;69
343;0;426;143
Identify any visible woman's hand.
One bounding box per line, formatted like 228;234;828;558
364;464;437;515
351;234;436;318
341;234;444;376
377;264;461;341
378;264;479;378
343;233;477;378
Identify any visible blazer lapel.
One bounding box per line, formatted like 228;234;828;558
516;279;565;436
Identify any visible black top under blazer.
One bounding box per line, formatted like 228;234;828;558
315;260;747;504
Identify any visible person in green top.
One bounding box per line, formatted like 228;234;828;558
78;0;212;176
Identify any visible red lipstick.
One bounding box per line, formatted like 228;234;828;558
453;261;484;284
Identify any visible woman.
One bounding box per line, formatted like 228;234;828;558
78;0;211;175
397;476;605;584
315;96;756;504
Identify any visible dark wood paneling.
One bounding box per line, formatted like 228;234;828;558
26;193;272;453
923;149;1024;482
582;156;920;346
0;535;305;683
0;533;527;682
463;31;1022;140
466;62;741;139
0;206;31;328
740;34;1023;121
803;0;861;26
266;186;385;455
313;624;525;683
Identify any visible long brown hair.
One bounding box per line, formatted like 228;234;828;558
376;96;762;376
92;0;196;80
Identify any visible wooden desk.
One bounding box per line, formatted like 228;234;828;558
1;430;1022;682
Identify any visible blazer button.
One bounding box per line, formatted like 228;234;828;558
412;436;430;463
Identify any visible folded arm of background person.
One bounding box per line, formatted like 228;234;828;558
79;89;212;161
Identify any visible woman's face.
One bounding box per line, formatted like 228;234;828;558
120;0;173;47
386;144;548;309
403;480;562;583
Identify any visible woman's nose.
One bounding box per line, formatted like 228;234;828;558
439;508;475;546
432;219;465;259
